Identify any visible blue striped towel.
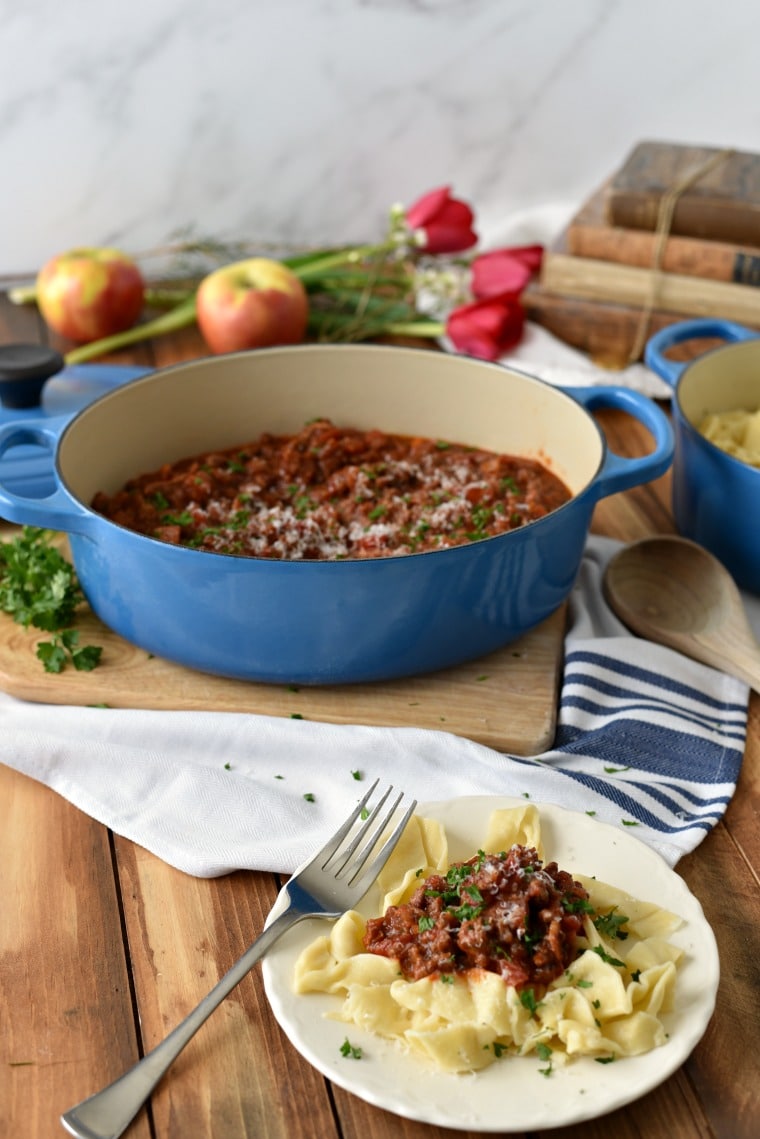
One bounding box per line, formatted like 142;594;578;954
0;537;749;874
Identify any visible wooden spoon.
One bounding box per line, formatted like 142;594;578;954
602;535;760;693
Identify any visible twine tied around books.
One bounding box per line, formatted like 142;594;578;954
628;146;736;364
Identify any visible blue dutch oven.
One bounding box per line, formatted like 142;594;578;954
645;318;760;594
0;344;673;684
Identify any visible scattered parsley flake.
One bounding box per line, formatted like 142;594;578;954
593;908;630;940
604;765;630;773
621;819;639;827
303;793;315;803
351;769;362;781
339;1037;362;1060
591;945;625;968
519;988;540;1016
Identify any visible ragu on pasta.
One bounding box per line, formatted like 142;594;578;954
91;418;572;560
293;807;685;1075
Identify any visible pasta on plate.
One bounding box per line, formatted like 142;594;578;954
292;806;684;1074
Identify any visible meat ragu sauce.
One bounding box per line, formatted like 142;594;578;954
91;418;572;561
363;844;591;989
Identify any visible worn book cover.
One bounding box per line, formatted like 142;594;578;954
540;242;760;326
606;141;760;245
570;181;760;286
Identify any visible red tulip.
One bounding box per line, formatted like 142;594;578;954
471;245;544;299
405;186;478;254
445;293;525;360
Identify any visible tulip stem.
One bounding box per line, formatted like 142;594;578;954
8;284;37;305
63;296;198;365
286;243;392;283
382;320;445;338
9;283;193;309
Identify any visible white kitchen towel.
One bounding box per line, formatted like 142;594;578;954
0;537;749;875
501;322;671;399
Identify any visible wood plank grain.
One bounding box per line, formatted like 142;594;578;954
0;765;151;1139
114;842;339;1138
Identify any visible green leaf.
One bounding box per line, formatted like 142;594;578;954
71;644;104;672
0;528;103;673
36;641;66;673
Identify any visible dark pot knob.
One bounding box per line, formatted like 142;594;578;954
0;344;65;410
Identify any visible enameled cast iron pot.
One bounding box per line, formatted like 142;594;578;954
0;344;673;684
645;318;760;594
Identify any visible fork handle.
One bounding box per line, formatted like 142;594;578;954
60;908;303;1139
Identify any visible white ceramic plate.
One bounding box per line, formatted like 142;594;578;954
261;796;719;1132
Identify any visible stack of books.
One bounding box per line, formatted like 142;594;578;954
524;141;760;366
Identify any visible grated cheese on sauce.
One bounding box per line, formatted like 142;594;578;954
91;419;572;560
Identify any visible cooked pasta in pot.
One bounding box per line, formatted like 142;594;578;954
698;407;760;468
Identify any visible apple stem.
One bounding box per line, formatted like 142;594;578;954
63;295;198;365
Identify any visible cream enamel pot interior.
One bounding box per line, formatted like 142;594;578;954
0;344;674;684
645;318;760;594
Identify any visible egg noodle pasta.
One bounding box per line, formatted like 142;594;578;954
698;407;760;468
292;806;684;1075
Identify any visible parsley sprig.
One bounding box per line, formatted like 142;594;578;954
0;527;102;673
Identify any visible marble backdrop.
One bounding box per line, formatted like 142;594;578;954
1;0;759;278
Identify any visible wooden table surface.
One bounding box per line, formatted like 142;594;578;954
1;292;758;1139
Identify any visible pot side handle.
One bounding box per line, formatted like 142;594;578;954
567;385;674;501
0;420;97;535
644;318;758;389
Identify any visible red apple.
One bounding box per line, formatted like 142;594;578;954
36;247;145;343
196;258;309;354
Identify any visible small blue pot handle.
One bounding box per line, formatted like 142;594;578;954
567;385;674;501
0;419;97;534
644;318;758;390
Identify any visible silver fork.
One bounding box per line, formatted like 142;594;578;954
61;780;416;1139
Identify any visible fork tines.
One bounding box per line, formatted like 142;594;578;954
325;780;417;888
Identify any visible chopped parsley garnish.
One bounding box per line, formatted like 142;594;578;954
562;895;595;915
519;988;540;1015
591;945;625;968
0;527;103;673
536;1041;554;1076
593;908;630;940
160;510;194;527
339;1037;363;1059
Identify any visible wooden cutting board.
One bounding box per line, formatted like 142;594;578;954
0;600;566;756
